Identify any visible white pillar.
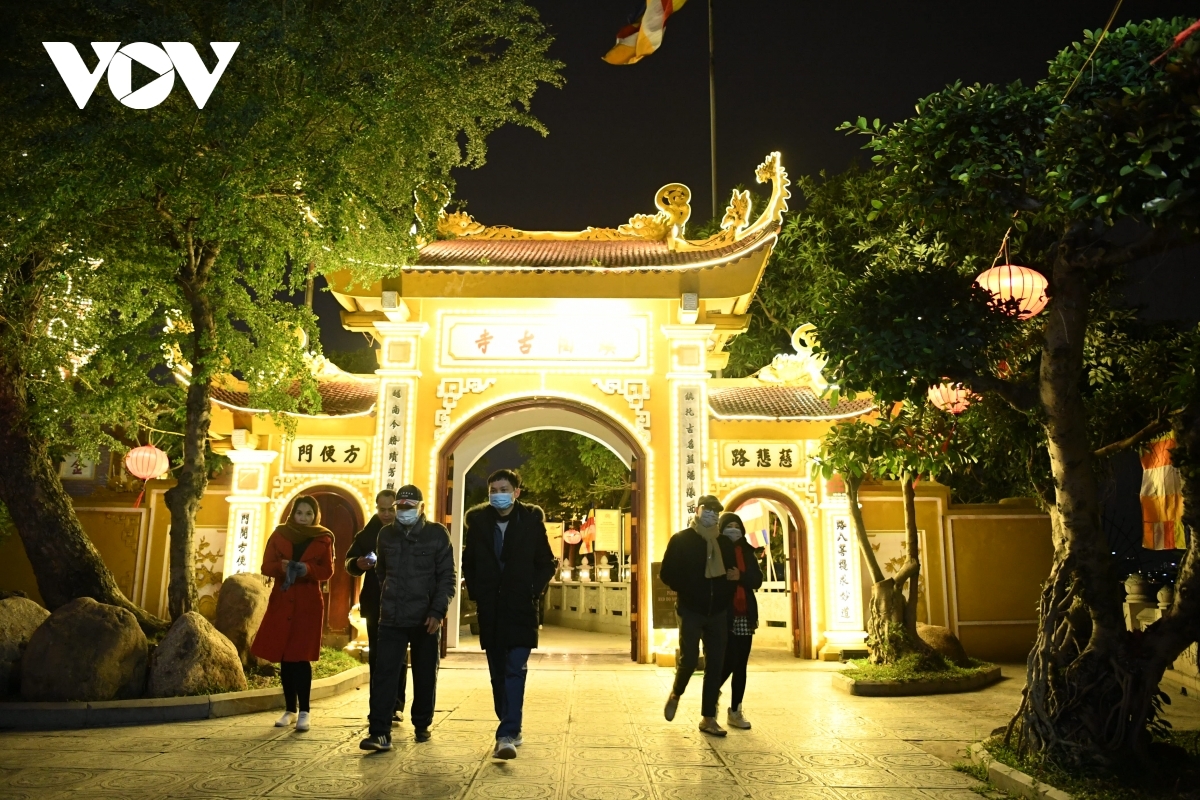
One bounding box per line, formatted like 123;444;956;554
223;437;279;578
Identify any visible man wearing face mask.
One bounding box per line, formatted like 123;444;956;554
462;469;556;760
360;485;455;751
659;495;739;736
345;490;408;722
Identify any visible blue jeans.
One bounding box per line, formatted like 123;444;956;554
485;646;531;739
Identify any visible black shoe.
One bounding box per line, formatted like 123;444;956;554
359;734;392;751
415;728;431;742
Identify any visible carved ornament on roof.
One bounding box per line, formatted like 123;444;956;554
752;324;829;390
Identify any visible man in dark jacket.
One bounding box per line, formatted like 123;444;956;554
359;485;456;751
659;495;739;737
344;490;406;720
461;469;555;760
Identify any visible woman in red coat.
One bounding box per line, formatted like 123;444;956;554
251;496;334;731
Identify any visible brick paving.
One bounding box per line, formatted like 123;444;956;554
0;653;1194;800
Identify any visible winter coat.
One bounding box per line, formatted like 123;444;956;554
726;537;764;631
344;515;384;620
251;529;334;663
462;501;556;650
375;515;456;629
659;526;737;617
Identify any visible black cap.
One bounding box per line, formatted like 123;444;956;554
396;485;423;506
696;495;724;511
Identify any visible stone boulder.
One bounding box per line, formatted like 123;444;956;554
149;612;247;697
21;597;147;701
917;622;971;667
0;596;49;696
214;573;271;666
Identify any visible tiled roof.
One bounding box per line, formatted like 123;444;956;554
709;385;874;421
411;225;777;271
211;379;377;417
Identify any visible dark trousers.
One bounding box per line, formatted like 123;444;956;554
485;645;531;740
280;660;312;713
719;633;754;709
366;616;407;711
672;607;728;718
369;624;440;736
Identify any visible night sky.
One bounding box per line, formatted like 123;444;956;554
317;0;1198;350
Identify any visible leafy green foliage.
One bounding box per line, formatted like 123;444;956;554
515;431;630;521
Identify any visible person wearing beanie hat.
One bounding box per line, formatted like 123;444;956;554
658;495;739;737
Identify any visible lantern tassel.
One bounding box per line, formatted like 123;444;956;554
134;482;146;509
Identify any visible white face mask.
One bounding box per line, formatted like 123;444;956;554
722;526;743;541
397;508;419;525
699;509;719;527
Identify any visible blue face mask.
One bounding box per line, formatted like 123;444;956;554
490;493;514;511
397;508;419;526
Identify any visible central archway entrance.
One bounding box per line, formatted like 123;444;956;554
436;397;646;661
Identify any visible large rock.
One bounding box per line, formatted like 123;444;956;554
917;622;971;667
0;597;49;696
149;612;247;697
21;597;147;701
214;573;271;666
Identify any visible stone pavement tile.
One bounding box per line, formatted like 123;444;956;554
842;738;922;755
247;737;339;759
568;746;640;763
793;752;869;769
38;749;159;770
271;774;374;798
919;790;996;800
0;733;114;752
396;757;479;780
868;752;948;769
368;776;468;799
775;737;857;754
0;767;98;793
476;759;563;782
717;750;796;768
728;766;821;786
564;784;654;800
568;732;638;748
227;754;317;774
640;748;722;767
747;788;846;800
653;784;748;800
174;771;286;797
837;790;929;800
563;761;651;783
804;767;911;788
66;766;192;797
647;764;737;783
892;768;982;789
464;782;559;800
506;744;560;761
119;751;237;772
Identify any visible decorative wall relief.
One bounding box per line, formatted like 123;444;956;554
592;379;651;441
433;378;496;441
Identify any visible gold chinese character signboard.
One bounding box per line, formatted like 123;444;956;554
58;452;96;480
719;441;802;475
285;437;372;474
440;314;648;369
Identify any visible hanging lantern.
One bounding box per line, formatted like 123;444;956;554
125;444;170;508
125;444;169;480
975;264;1049;320
928;382;973;415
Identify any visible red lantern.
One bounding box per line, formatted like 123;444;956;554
928;382;973;415
975;264;1049;320
125;445;169;507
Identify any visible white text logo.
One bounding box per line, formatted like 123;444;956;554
42;42;239;110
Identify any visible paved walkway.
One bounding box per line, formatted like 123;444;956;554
2;653;1197;800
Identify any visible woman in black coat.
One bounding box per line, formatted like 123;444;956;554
716;511;763;729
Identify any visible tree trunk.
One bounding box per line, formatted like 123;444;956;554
848;475;931;665
899;472;923;637
0;357;167;635
162;247;218;621
1012;247;1135;764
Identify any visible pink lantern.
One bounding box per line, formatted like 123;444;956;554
928;382;973;415
125;444;169;480
975;264;1049;320
125;444;170;508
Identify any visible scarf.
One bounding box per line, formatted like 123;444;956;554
732;543;748;615
692;518;726;578
276;522;333;546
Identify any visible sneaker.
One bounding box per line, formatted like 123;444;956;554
359;734;392;751
274;711;295;727
493;737;517;759
663;693;679;722
726;705;751;730
511;733;523;747
699;717;727;737
415;728;431;742
393;708;405;722
295;711;311;732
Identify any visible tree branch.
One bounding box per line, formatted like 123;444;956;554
951;371;1039;412
1093;416;1170;459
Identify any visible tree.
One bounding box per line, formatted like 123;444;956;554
516;431;630;521
814;405;969;666
831;20;1200;762
7;0;561;620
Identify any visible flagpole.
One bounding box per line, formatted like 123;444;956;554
708;0;718;221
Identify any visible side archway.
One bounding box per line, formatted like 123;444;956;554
719;485;813;658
